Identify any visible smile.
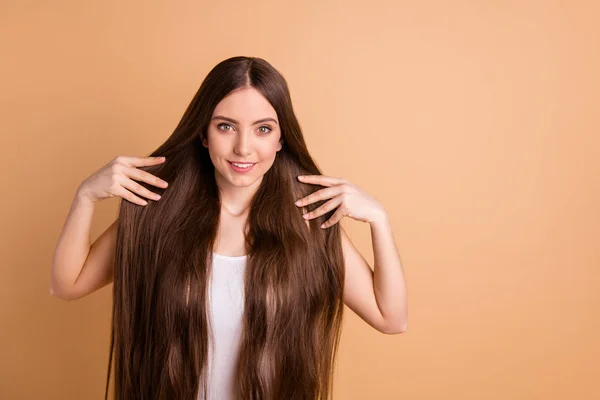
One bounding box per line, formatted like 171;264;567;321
228;161;256;173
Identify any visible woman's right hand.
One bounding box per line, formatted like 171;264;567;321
77;156;169;206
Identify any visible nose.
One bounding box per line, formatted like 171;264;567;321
233;130;252;157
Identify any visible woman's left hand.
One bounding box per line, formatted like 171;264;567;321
295;175;386;229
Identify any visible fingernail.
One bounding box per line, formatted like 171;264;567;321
295;200;301;206
303;214;309;219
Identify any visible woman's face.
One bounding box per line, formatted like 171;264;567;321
202;87;283;190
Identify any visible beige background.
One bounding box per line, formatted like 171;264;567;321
1;0;599;398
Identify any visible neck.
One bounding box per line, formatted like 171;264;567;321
221;203;250;218
216;173;263;216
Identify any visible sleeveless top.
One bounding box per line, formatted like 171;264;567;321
200;252;247;400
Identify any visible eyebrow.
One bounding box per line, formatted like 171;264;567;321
211;115;279;125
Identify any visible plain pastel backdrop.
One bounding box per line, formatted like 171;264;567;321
1;0;598;398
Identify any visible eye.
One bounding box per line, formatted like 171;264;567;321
258;125;272;134
217;123;233;131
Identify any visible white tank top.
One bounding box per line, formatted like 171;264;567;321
200;252;247;400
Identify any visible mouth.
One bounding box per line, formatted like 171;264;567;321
228;161;257;173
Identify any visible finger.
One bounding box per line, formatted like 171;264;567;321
111;185;149;206
119;155;166;167
298;175;344;187
321;205;346;228
303;196;343;220
296;186;345;207
123;165;169;188
120;177;163;201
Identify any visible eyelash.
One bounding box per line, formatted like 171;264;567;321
217;123;272;134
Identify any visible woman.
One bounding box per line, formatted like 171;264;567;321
50;56;407;400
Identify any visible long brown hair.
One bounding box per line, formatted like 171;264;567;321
105;56;345;399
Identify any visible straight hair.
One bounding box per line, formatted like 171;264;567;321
105;56;345;399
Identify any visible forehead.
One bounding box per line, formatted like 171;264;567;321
212;87;278;122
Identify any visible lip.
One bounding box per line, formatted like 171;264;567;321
228;161;256;173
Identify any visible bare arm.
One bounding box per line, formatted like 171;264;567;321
49;155;168;301
49;188;116;301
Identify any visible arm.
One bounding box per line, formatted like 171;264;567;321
340;215;408;335
50;188;116;301
369;210;408;333
294;173;408;334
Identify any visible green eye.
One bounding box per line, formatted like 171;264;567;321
258;126;272;133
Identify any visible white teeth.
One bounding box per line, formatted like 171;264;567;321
232;163;253;168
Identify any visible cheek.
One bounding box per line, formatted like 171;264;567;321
206;137;229;156
260;139;282;158
257;149;278;163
